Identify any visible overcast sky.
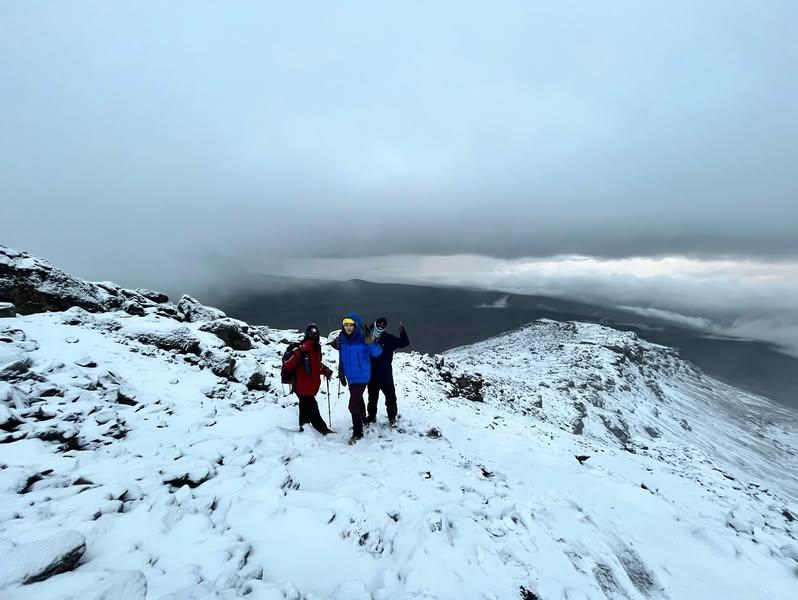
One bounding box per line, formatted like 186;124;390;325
1;1;797;349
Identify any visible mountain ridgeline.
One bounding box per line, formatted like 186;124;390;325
205;277;798;410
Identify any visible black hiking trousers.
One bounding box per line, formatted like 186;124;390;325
297;394;331;434
367;378;397;421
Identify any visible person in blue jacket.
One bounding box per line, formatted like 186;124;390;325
338;312;382;444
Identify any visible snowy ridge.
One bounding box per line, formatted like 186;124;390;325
0;249;797;599
443;320;798;498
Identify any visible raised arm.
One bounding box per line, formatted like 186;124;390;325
396;324;410;349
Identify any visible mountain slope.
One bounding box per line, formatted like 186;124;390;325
0;247;797;599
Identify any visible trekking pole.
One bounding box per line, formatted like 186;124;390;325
326;378;332;425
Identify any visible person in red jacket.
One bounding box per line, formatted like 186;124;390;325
283;323;334;434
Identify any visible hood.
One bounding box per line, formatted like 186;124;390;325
341;312;365;344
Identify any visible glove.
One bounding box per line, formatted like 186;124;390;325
322;366;333;380
298;340;314;353
338;371;347;387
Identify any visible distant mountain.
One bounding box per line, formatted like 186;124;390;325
205;277;798;409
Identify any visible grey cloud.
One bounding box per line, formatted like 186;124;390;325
1;1;797;293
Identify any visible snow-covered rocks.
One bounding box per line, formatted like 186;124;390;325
199;317;254;350
161;459;217;488
0;246;109;314
0;301;15;317
0;530;86;587
126;323;201;355
177;294;226;323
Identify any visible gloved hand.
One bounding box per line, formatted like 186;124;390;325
338;371;347;387
298;340;315;353
321;366;333;380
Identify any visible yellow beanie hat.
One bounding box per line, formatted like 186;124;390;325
342;317;355;326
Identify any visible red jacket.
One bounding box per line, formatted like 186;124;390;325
283;341;333;396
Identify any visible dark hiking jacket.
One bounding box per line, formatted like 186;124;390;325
369;326;410;383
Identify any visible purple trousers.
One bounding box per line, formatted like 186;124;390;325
348;383;367;438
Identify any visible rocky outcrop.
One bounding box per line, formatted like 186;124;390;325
0;302;15;317
177;295;226;323
128;326;201;355
1;246;110;314
440;368;485;402
199;318;254;351
0;246;166;318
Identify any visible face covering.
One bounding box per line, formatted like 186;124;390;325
373;323;385;339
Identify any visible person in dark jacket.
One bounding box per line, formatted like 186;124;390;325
283;323;334;434
338;312;382;444
366;317;409;425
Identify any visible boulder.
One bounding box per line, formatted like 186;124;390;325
129;326;201;355
199;318;253;350
0;530;86;587
202;349;237;379
177;295;226;323
135;288;169;303
0;302;15;317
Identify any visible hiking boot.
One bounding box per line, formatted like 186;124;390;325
388;416;397;427
364;415;376;425
348;435;359;445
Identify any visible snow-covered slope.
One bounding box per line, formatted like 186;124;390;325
1;248;797;599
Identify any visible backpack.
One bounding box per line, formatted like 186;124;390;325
280;342;301;389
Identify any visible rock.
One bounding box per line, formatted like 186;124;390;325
0;302;16;317
644;426;661;439
440;369;485;402
75;356;97;368
0;530;86;587
233;357;269;391
245;369;268;391
122;300;146;317
65;336;79;344
176;295;226;323
130;326;201;355
135;288;169;303
202;350;236;379
0;403;23;433
600;415;630;445
575;455;591;464
199;318;254;351
18;569;148;599
726;510;755;535
161;459;216;488
0;354;32;381
93;409;118;425
0;246;109;314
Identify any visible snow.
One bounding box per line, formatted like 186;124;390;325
0;530;85;587
0;305;796;598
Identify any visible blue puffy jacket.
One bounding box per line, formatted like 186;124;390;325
338;312;382;384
